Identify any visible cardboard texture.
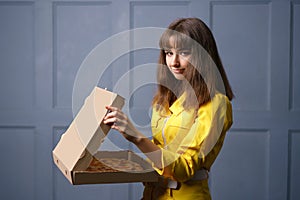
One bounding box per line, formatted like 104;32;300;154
52;87;159;185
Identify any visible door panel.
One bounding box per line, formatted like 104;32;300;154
211;1;271;111
0;2;34;110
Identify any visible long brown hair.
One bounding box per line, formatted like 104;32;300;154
152;18;234;111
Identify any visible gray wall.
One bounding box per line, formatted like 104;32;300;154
0;0;299;200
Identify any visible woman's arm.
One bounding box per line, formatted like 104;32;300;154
103;106;163;169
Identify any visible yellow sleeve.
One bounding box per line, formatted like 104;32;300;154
154;94;233;182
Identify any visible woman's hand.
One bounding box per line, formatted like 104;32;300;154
103;105;142;144
103;106;163;169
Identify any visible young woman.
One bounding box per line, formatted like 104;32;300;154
104;17;233;200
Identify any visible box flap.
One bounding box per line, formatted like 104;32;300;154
52;87;125;182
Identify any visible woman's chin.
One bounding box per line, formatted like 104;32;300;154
172;73;185;80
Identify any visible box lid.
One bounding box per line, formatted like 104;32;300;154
52;87;125;182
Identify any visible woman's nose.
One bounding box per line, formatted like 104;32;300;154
170;54;180;67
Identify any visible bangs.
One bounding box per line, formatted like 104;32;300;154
159;29;194;50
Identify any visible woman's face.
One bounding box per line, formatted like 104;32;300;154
164;37;191;80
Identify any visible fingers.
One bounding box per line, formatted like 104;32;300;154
105;105;119;112
104;106;121;119
104;106;117;117
103;106;125;131
103;116;117;125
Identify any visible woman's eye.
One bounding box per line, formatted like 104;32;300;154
179;51;191;56
165;51;173;56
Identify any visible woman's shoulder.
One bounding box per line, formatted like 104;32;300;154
196;93;233;129
197;92;232;115
212;92;231;106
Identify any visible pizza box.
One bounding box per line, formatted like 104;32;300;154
71;150;160;185
52;87;160;185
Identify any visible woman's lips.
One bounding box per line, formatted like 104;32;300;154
171;68;185;74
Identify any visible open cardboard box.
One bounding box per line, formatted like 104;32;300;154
52;87;159;185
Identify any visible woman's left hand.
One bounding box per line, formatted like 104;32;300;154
103;105;142;144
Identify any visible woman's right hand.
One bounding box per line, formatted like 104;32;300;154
103;106;163;170
103;105;142;144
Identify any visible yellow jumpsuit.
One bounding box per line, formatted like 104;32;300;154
142;93;233;200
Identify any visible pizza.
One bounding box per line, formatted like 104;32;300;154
86;157;144;172
86;157;118;172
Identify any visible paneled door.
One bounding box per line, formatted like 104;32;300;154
0;0;299;200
